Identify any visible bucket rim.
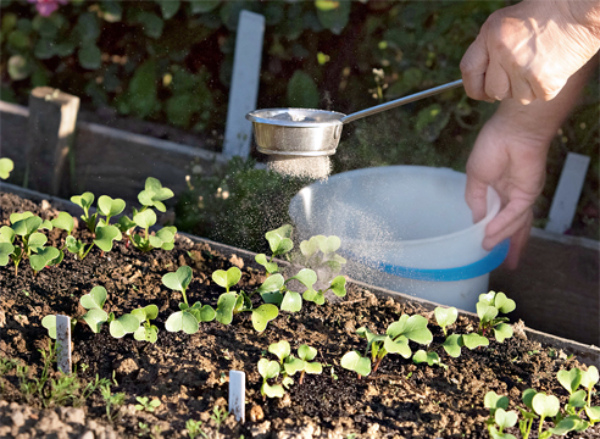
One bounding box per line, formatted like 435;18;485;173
290;165;501;247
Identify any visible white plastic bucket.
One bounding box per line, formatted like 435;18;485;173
288;166;509;312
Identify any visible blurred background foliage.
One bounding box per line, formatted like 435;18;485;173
1;0;598;248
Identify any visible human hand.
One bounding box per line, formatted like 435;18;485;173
465;106;550;269
460;0;600;104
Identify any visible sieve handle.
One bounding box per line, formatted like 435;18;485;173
340;79;463;125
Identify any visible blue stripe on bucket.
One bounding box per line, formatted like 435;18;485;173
341;239;510;282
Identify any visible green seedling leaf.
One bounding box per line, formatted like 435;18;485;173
155;226;177;250
65;236;84;255
284;357;306;376
557;368;583;395
280;291;302;313
255;253;278;274
478;291;496;306
12;216;43;236
550;416;586;435
494;408;518;429
288;268;317;288
28;232;48;252
268;340;291;363
165;310;199;334
30;246;60;272
328;275;347;297
532;393;560;418
387;314;433;345
132;304;159;322
265;224;293;256
9;211;34;224
580;365;599;390
94;225;122;252
493;292;516;314
41;315;57;339
0;242;15;266
383;335;411;358
51;212;74;233
538;432;552;439
251;304;278;332
71;192;95;212
216;293;237;325
97;195;126;219
442;334;463;358
493;323;513;343
434;306;458;332
340;350;371;377
212;267;241;290
412;350;441;366
304;361;323;375
109;313;140;338
138;177;174;212
82;308;109;333
302;288;324;305
0;157;14;179
133;209;157;229
484;391;510;412
258;358;281;380
318;235;341;254
462;333;489;350
298;344;317;362
117;215;136;233
80;286;108;310
188;302;216;323
257;273;284;294
522;388;537;410
568;389;587;408
299;236;320;258
133;325;158;343
162;266;193;293
476;302;498;323
585;406;600;423
0;226;16;243
262;382;285;398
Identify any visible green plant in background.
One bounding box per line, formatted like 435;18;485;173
484;365;599;439
0;157;14;180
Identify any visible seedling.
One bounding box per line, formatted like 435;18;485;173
186;419;208;439
267;340;323;387
341;314;433;377
257;358;285;399
135;396;161;412
476;291;515;342
80;286;109;333
292;234;347;291
164;266;215;334
0;157;14;179
100;378;125;424
0;211;59;275
71;192;98;233
131;304;160;343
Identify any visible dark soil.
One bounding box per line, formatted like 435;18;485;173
0;191;598;439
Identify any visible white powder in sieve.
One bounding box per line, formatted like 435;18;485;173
266;156;331;180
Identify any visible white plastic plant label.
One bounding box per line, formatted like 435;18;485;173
55;314;71;374
229;370;245;422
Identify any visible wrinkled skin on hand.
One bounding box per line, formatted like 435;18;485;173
460;0;600;104
465;106;548;269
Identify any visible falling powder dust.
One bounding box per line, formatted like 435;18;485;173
266;155;332;180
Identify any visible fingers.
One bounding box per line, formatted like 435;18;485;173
482;198;533;251
484;61;512;101
465;175;489;224
460;35;491;101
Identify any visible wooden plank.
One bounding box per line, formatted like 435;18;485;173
545;152;590;234
490;234;599;347
0;101;29;183
73;122;228;202
222;10;265;158
26;87;80;196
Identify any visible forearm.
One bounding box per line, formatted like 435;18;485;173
492;55;597;144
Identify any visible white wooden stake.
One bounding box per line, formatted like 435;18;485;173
222;10;265;158
228;370;245;422
545;152;590;234
55;315;72;375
